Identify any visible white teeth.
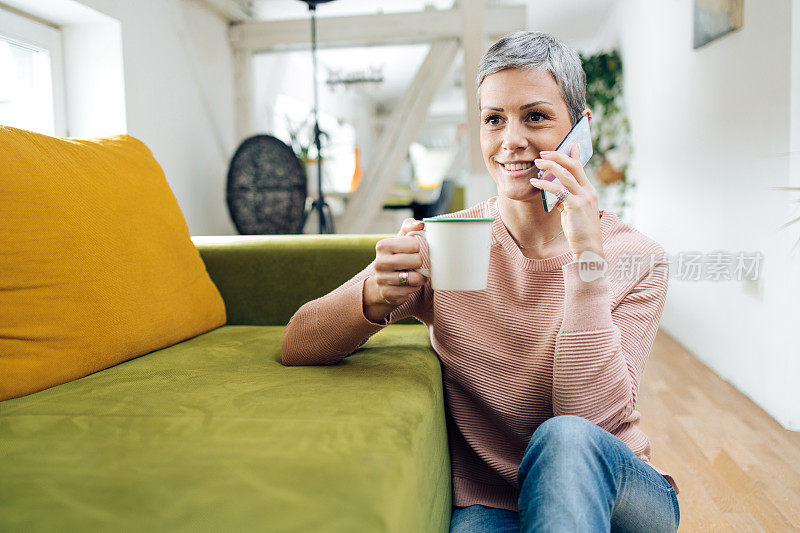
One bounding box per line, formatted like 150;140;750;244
502;162;533;171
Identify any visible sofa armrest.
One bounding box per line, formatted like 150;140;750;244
192;234;396;326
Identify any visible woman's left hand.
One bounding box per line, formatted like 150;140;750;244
529;143;605;261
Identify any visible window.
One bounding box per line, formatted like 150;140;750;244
0;7;65;135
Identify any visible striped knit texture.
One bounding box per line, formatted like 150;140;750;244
281;196;676;512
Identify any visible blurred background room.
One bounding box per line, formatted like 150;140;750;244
2;0;800;529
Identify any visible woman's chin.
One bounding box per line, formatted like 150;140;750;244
496;180;542;203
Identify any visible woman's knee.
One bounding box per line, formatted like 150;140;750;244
519;416;606;473
518;415;614;485
526;415;600;451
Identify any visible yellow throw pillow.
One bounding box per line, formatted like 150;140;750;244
0;126;226;400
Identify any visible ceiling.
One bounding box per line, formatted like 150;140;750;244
254;0;456;20
253;0;619;113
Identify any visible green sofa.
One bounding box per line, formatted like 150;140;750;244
0;235;452;532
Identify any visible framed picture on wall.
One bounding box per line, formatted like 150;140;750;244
693;0;743;49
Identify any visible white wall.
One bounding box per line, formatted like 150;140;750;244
70;0;239;235
611;0;800;429
62;19;126;137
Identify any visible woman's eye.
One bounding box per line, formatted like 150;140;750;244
483;113;546;125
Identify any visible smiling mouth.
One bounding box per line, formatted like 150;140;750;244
496;160;536;177
499;161;535;171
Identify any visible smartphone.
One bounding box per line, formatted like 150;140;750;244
538;115;593;212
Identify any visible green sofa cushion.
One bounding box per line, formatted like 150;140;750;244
0;325;451;532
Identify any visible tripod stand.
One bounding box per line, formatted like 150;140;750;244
298;0;335;234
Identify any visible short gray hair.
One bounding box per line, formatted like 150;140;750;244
476;31;587;127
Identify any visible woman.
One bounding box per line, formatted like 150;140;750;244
282;31;680;532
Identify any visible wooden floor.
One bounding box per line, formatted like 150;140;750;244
639;330;800;532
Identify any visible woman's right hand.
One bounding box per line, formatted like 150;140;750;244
363;218;429;322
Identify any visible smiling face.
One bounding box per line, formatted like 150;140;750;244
479;67;583;203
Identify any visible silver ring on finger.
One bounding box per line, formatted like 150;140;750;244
398;271;409;286
556;187;570;203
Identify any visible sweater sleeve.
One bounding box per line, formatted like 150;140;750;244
552;250;669;432
280;238;432;366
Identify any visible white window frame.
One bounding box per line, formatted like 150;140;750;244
0;6;67;135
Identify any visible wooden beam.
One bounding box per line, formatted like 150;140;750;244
461;0;488;175
339;39;460;233
196;0;253;22
229;5;526;52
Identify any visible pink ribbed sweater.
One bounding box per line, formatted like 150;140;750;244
281;196;678;512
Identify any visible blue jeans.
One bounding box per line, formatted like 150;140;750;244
450;415;680;532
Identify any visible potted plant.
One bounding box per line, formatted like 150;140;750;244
285;114;330;196
579;50;634;219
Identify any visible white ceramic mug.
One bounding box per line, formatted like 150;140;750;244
408;217;493;291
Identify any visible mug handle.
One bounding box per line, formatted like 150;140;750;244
406;230;431;278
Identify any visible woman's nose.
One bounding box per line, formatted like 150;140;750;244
501;120;528;151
